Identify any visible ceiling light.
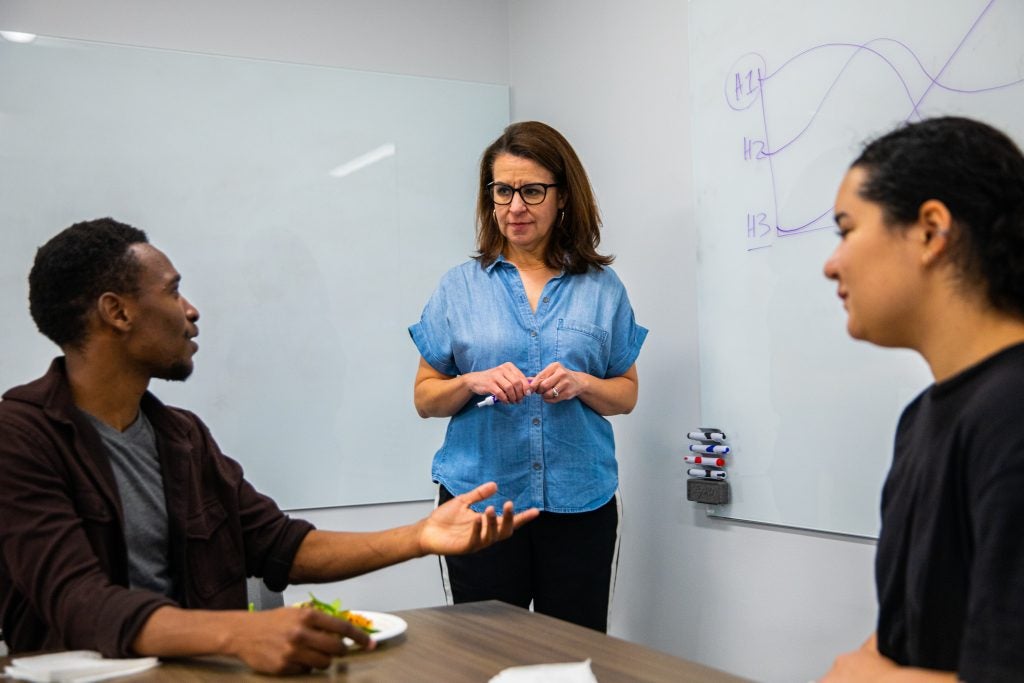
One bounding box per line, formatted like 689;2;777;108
0;31;38;44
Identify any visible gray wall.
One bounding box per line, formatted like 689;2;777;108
0;0;509;83
0;2;878;681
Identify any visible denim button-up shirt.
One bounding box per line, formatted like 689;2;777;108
409;256;648;513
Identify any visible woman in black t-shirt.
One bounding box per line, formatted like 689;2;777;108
820;117;1024;682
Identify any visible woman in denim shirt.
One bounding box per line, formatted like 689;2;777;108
409;121;647;632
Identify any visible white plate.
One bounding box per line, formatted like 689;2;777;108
343;610;408;646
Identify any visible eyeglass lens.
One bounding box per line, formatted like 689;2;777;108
490;183;551;205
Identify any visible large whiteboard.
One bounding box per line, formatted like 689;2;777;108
0;36;508;509
689;0;1024;537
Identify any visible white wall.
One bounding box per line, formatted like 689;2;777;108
507;2;877;682
1;2;880;681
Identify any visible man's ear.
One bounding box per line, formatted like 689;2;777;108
96;292;132;332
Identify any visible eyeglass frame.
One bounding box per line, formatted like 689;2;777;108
487;181;560;206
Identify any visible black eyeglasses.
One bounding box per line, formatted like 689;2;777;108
487;182;559;206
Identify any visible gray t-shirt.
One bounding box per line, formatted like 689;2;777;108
83;410;173;597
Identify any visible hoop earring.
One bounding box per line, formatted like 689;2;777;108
493;209;498;223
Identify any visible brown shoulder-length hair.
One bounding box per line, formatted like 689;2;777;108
474;121;613;274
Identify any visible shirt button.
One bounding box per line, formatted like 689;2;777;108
530;330;537;337
533;463;542;471
542;297;549;303
532;418;540;426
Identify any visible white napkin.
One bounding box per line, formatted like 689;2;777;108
488;658;599;683
4;650;159;683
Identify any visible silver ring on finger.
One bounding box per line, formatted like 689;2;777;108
552;387;559;398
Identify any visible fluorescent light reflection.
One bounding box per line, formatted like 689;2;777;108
0;31;38;44
328;143;396;178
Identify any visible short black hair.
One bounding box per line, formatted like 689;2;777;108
29;218;149;349
853;116;1024;317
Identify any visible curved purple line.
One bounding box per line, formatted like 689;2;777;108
762;42;918;157
777;207;832;234
867;36;1023;95
765;32;1020;96
912;0;996;113
777;224;834;239
766;40;907;83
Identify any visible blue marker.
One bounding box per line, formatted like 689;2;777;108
477;395;499;408
688;443;730;455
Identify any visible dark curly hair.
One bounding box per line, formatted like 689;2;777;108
475;121;613;274
853;116;1024;317
29;217;149;349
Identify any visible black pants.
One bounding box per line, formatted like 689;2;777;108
437;485;620;632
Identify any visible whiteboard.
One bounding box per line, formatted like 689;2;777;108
0;36;508;510
688;0;1024;537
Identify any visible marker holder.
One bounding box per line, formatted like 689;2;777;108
686;426;730;504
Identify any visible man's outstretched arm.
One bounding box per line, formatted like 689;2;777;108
289;481;539;583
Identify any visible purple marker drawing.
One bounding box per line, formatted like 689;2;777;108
727;0;1008;251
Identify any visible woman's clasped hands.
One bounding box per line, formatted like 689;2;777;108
533;362;584;403
471;362;583;404
469;362;531;404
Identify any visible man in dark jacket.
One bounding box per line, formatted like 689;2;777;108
0;218;538;674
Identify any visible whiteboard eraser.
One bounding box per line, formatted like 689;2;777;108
687;478;730;505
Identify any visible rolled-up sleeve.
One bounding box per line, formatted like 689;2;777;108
409;277;459;377
606;287;648;378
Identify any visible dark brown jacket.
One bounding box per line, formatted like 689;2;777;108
0;359;313;656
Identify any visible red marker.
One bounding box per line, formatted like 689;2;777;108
684;455;726;467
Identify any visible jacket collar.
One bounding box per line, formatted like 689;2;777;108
2;357;192;440
3;358;195;516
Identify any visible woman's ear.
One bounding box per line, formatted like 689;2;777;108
918;199;952;265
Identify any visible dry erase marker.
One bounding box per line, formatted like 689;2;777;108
688;468;727;480
684;455;726;467
688;443;730;455
687;430;726;442
476;395;499;408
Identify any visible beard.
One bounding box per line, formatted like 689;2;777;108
153;360;194;382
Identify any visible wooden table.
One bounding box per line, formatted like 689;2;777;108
2;601;750;682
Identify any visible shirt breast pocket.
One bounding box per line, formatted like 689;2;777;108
186;498;244;601
76;491;113;523
555;318;610;373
